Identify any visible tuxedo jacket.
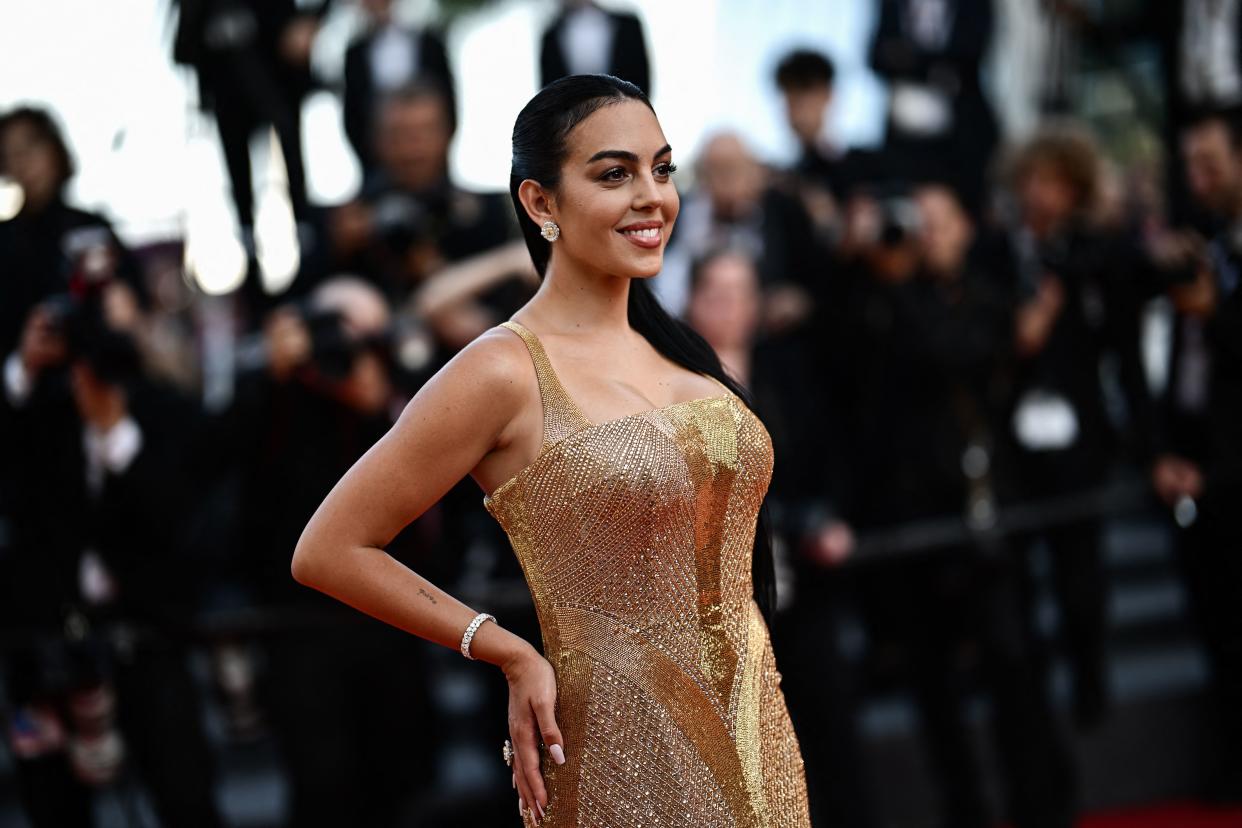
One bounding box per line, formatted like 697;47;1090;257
343;27;455;171
539;8;651;95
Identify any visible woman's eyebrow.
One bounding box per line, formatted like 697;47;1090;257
586;144;673;164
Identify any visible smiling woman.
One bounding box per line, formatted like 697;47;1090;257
290;74;809;827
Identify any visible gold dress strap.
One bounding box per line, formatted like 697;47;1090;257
499;320;592;448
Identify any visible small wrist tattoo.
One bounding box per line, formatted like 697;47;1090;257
418;587;438;604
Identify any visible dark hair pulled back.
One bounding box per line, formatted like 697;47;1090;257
508;74;779;627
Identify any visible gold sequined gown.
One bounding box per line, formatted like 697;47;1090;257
483;320;812;828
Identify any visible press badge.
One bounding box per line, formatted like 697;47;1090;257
1012;388;1080;451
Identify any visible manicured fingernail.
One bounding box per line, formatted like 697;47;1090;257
549;743;565;765
511;771;516;788
518;796;525;815
536;802;545;822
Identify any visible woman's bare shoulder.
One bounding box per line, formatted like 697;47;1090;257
447;323;533;390
399;324;535;429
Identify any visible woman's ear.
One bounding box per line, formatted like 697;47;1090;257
517;179;555;227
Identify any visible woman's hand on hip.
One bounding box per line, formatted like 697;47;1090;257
502;645;565;824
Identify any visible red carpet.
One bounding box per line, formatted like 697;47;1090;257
1078;802;1242;827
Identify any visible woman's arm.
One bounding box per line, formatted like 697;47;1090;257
290;325;563;822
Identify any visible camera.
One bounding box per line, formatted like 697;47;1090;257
236;299;394;382
850;184;923;250
29;229;141;383
875;195;922;248
371;193;436;254
300;304;386;381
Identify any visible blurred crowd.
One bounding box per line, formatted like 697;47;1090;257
1;1;1240;827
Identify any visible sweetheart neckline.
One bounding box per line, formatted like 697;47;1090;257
483;392;736;507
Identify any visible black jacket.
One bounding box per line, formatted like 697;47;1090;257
173;0;331;108
0;199;146;358
868;0;999;209
1005;223;1156;488
834;241;1015;528
0;370;203;630
342;27;455;171
539;8;651;94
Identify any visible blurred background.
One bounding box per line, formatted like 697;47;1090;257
1;0;1240;826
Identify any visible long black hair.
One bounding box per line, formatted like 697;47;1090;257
509;74;778;627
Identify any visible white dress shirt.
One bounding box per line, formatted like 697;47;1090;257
559;5;614;77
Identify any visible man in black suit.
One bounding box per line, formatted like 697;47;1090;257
773;48;878;207
868;0;999;215
342;0;454;176
1155;108;1242;802
1;304;223;828
173;0;329;240
539;0;651;95
838;183;1078;828
212;277;449;827
1002;127;1156;733
772;48;883;256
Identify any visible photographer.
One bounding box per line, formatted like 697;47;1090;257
1154;108;1242;801
837;181;1077;828
1002;125;1156;732
0;107;147;361
0;294;221;828
215;277;437;826
328;82;523;357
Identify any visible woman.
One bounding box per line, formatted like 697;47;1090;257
292;74;811;827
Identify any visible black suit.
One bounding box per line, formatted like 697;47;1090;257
1158;241;1242;795
1003;223;1156;733
342;26;455;172
755;323;877;828
173;0;331;229
0;366;222;828
539;7;651;94
869;0;999;213
839;245;1078;828
212;368;436;826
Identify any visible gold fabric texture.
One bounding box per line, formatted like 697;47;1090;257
484;320;811;828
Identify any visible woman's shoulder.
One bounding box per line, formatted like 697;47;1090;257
427;323;536;405
442;320;529;374
388;324;537;451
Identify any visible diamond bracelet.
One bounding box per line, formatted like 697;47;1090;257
460;612;496;660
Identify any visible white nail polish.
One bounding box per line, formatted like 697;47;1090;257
549;743;566;765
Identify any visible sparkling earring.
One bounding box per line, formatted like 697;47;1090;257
541;220;560;242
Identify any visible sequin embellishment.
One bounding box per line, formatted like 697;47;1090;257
484;320;811;827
